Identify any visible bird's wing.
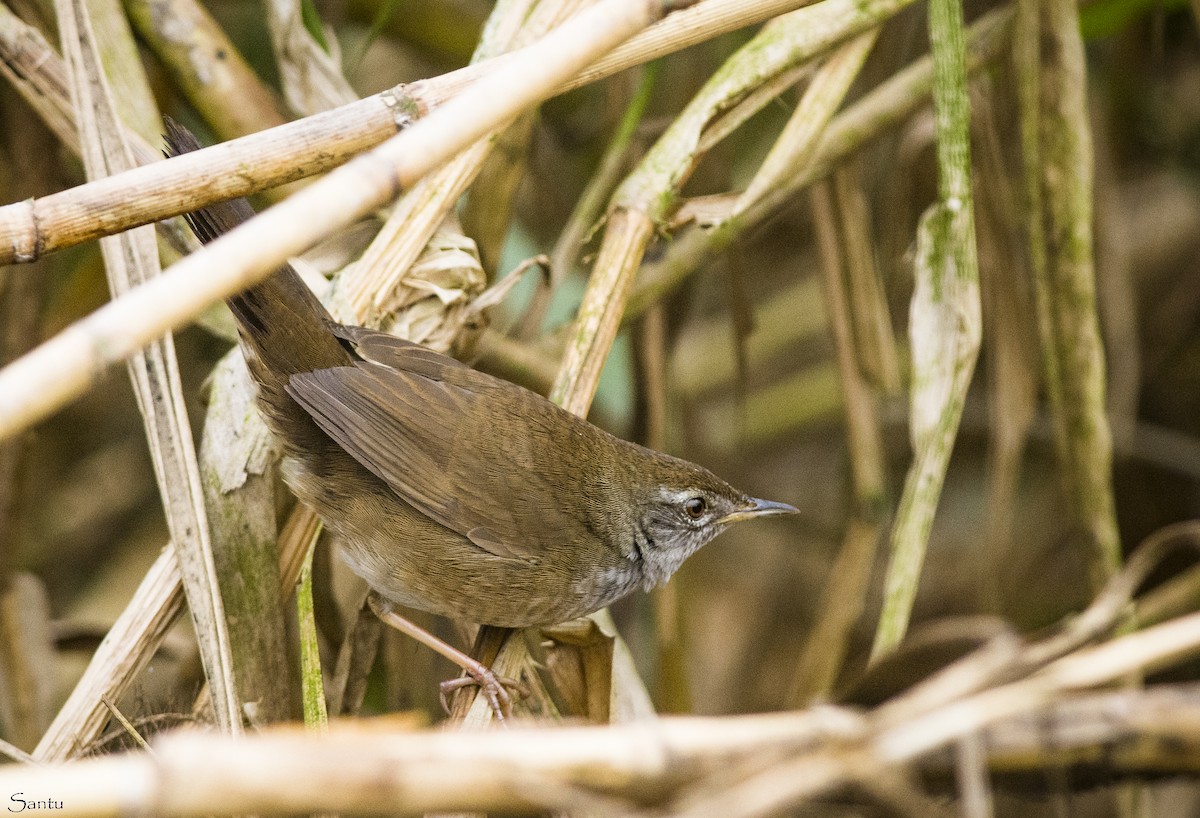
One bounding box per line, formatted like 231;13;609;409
286;353;589;562
329;324;470;374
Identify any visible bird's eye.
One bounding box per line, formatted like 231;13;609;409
684;497;707;519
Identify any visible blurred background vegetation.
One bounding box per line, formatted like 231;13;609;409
3;0;1200;813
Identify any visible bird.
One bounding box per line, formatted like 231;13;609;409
163;119;797;714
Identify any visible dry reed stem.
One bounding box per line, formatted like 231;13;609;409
0;0;813;265
0;5;198;260
26;514;1200;780
0;0;679;443
11;609;1200;816
552;209;657;414
736;30;878;212
58;0;242;736
0;4;78;152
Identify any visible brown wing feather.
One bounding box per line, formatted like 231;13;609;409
329;325;470;374
286;358;601;562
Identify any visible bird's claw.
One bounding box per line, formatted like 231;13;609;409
439;668;526;721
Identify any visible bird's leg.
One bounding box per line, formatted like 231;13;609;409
366;593;524;721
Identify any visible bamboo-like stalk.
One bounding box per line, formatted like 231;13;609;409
870;0;982;658
0;3;199;259
0;0;815;265
0;0;682;443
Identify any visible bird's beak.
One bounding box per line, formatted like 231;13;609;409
718;497;799;525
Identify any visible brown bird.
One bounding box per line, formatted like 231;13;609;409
164;120;797;714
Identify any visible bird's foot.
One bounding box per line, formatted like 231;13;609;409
439;666;526;721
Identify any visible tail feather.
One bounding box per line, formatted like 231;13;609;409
163;118;352;449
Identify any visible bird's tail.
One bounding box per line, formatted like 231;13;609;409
163;118;351;443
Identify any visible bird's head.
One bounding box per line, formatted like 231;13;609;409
628;455;798;589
